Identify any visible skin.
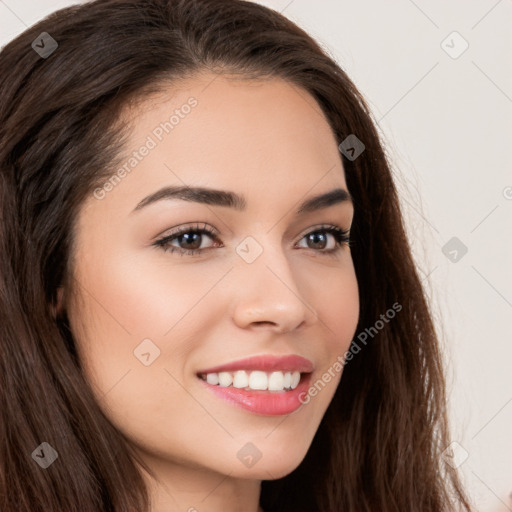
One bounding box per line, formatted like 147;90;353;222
62;72;360;512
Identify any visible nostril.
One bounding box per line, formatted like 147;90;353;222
252;321;278;327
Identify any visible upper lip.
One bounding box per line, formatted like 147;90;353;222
196;354;314;375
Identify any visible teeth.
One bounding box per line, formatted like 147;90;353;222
218;372;233;387
201;370;302;391
268;371;284;390
233;370;249;388
206;373;219;385
291;371;301;389
249;371;267;390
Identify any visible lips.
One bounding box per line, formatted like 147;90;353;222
196;354;314;416
196;354;314;375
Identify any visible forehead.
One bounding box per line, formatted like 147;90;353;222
119;72;346;185
80;73;350;227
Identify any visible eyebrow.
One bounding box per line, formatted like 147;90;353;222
131;185;352;215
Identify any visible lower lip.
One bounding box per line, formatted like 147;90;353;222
199;374;312;416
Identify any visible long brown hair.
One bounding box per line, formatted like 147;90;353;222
0;1;474;510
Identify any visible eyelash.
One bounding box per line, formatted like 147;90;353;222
153;222;351;257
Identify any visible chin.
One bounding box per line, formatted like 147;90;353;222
229;442;311;481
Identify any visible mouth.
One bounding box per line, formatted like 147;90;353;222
197;369;304;392
196;354;313;416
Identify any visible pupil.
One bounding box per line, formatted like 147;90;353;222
308;232;326;249
180;233;201;250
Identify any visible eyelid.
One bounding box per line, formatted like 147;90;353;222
296;222;350;239
153;222;351;256
153;222;219;241
152;222;220;254
156;222;349;240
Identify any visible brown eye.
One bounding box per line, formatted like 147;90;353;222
296;226;350;253
154;223;220;255
174;232;204;251
305;231;329;250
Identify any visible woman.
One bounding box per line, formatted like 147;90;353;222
0;0;475;511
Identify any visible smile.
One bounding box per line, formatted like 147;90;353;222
196;354;314;416
199;369;302;391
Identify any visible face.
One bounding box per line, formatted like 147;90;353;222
65;73;359;485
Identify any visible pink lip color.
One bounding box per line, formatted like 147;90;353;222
196;354;314;375
196;355;314;416
200;372;312;416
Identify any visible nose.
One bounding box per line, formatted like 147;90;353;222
230;242;317;333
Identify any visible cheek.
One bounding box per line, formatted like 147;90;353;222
301;261;359;405
82;250;225;338
66;273;209;459
66;249;233;430
69;243;231;369
311;259;360;350
327;275;359;333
